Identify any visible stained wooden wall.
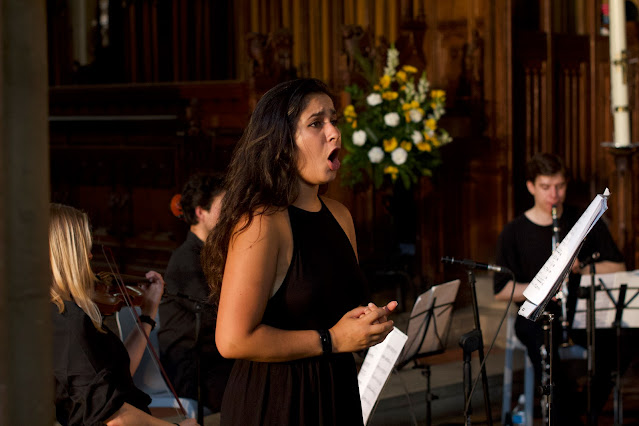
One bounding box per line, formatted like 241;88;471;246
46;0;637;297
512;0;638;269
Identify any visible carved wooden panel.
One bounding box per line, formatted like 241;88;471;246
49;82;249;274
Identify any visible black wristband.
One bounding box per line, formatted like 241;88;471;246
138;314;156;331
318;329;332;356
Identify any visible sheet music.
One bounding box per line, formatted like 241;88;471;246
518;189;610;320
358;327;408;424
573;270;639;329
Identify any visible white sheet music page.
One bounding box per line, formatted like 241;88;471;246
518;189;610;320
358;327;408;424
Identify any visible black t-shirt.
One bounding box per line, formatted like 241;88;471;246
52;301;151;426
158;231;232;411
493;205;624;297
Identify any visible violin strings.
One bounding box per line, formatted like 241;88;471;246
101;245;188;419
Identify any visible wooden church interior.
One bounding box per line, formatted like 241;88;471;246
47;0;638;309
2;0;639;424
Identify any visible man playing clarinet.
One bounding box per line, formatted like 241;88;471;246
493;153;625;423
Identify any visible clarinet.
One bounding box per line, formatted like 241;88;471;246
552;204;571;346
537;205;565;425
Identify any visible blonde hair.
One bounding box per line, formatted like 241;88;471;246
49;203;103;330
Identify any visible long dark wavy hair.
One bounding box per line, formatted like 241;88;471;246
202;78;334;303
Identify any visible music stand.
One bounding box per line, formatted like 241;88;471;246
396;279;460;426
573;270;639;425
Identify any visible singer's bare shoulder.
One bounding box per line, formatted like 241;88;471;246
321;196;357;257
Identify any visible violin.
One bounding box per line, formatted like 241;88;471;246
98;246;188;418
93;271;148;316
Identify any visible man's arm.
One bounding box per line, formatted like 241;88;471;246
494;280;529;303
578;260;625;275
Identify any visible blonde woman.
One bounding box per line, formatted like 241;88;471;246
49;203;197;426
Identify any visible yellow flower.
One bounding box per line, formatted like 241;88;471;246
346;117;352;123
417;141;432;152
431;90;446;99
396;70;407;83
352;120;357;128
402;103;412;111
383;137;398;152
400;85;406;91
404;111;411;122
425;118;437;131
410;100;420;109
402;65;418;73
400;141;412;152
380;74;391;89
382;91;398;100
431;137;441;147
373;84;381;91
384;165;399;180
344;104;357;118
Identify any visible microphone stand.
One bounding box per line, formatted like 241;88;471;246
586;262;597;426
194;306;204;425
459;268;493;426
163;292;209;425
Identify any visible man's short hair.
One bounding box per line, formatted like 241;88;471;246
180;173;224;226
525;153;568;183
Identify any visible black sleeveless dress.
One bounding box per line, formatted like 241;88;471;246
220;199;368;425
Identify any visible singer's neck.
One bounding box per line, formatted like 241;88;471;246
525;204;563;226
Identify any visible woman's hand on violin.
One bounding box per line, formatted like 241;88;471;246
329;303;396;353
139;271;165;317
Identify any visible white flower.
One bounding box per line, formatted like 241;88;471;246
352;130;367;146
440;130;453;144
366;93;383;106
418;75;430;96
384;46;400;76
403;81;416;99
411;130;423;144
409;109;423;123
391;147;408;165
384;112;400;127
367;147;384;164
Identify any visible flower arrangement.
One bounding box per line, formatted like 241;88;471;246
340;46;452;189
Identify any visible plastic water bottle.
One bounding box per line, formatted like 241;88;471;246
511;393;526;426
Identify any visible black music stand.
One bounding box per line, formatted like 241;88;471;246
573;270;639;425
396;279;460;426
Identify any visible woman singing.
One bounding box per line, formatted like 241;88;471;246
202;78;397;425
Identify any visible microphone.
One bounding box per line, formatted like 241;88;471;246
441;256;511;273
579;252;600;269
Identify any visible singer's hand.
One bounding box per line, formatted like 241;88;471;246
358;301;398;324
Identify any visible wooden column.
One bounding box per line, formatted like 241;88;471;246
0;0;51;424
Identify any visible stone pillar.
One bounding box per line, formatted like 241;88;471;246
0;0;51;424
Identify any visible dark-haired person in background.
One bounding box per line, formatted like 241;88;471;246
158;173;233;414
494;153;625;422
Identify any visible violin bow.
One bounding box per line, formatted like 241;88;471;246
101;245;188;418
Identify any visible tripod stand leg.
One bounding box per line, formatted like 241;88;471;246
423;365;433;426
